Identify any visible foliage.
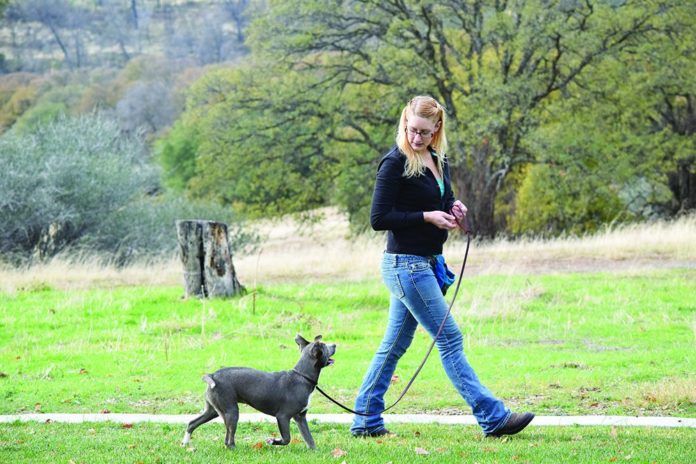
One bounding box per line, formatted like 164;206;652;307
170;0;690;236
511;164;625;236
81;194;257;265
0;74;44;130
2;0;253;72
12;84;84;132
512;1;696;229
0;113;255;264
0;113;157;260
155;119;201;192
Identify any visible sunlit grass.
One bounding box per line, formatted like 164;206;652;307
0;269;693;418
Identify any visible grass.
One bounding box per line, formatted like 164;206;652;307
0;270;694;417
1;421;694;463
1;213;694;462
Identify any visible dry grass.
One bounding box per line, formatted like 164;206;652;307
635;377;696;411
1;208;694;292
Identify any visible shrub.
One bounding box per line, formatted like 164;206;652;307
81;195;257;266
511;164;626;237
0;113;155;260
0;113;256;265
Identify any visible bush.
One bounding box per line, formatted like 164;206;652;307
511;164;626;237
0;113;256;265
81;195;257;266
0;113;157;260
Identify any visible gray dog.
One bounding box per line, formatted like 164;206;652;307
182;334;336;450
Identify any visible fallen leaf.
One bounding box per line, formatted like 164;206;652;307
609;458;617;462
34;403;41;412
128;444;136;449
252;442;263;449
414;430;421;437
44;419;52;424
291;438;302;444
122;423;133;429
332;448;347;458
415;447;429;455
100;409;111;414
79;369;88;375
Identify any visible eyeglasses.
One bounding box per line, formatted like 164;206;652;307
406;127;434;138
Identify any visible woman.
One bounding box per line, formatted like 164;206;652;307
350;96;534;438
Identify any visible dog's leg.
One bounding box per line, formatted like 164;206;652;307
182;401;218;446
267;415;292;446
293;412;316;449
223;405;240;449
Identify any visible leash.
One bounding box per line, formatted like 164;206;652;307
313;219;473;416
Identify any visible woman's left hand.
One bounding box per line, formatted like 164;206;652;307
450;200;468;226
450;200;468;232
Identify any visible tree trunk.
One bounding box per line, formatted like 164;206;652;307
451;141;502;238
176;220;245;298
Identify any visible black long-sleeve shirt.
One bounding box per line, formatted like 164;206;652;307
370;145;455;256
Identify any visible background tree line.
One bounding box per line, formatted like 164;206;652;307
0;0;694;265
164;0;693;237
0;0;257;264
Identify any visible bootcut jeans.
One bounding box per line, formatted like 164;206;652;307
350;252;510;436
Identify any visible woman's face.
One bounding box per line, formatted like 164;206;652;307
406;115;440;153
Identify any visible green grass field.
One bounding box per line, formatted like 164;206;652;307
1;268;695;462
1;421;694;463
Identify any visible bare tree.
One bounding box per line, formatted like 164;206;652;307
6;0;90;69
222;0;250;44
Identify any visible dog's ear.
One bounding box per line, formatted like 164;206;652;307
311;343;324;367
314;335;323;342
295;334;310;350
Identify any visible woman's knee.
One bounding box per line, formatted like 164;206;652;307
436;325;464;354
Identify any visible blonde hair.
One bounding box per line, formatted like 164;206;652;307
396;95;448;178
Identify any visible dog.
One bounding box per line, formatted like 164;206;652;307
182;334;336;450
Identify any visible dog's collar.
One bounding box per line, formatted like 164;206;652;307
292;369;317;387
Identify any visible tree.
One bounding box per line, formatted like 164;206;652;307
516;1;696;225
237;0;679;236
6;0;90;69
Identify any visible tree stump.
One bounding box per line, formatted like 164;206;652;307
176;220;245;298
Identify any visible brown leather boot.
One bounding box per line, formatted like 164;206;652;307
486;412;535;437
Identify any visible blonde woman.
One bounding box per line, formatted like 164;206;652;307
350;96;534;438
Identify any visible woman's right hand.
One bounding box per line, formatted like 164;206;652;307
423;211;458;230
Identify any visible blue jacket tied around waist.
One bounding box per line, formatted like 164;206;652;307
432;254;455;295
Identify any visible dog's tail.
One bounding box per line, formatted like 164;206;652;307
202;374;216;389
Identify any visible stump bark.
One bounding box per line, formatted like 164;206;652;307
176;220;245;298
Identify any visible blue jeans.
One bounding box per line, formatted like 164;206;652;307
350;253;510;435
